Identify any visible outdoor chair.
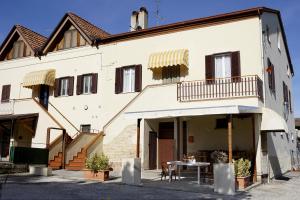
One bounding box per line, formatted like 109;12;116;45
161;162;176;181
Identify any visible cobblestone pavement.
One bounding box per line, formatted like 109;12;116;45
0;172;299;200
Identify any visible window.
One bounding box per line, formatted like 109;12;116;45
267;58;275;95
115;65;142;94
76;73;98;95
54;77;74;97
60;78;69;96
214;54;231;79
80;124;91;133
277;28;281;51
12;41;26;59
83;75;92;94
1;85;11;103
215;118;228;129
64;29;78;49
205;51;240;83
162;66;180;84
266;25;271;43
283;81;289;113
123;67;135;93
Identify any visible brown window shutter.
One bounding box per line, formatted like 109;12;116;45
1;85;11;103
271;65;275;93
115;68;123;94
289;90;292;112
76;75;83;95
231;51;241;82
205;55;215;84
54;78;60;97
23;43;27;57
68;77;74;96
135;65;142;92
91;73;98;94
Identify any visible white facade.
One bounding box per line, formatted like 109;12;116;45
0;8;296;179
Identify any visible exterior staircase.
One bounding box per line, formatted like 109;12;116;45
48;152;63;170
65;148;86;170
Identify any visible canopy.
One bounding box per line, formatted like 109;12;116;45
148;49;189;69
23;69;56;88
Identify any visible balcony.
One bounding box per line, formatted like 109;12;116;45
177;75;263;102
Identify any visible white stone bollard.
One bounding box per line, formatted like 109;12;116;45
122;158;141;185
213;163;235;195
29;165;52;176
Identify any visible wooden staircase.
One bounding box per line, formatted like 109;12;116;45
65;148;86;170
49;152;63;170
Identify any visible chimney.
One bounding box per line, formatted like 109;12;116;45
130;7;148;31
138;7;148;30
130;11;139;31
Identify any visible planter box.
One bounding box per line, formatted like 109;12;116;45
83;169;109;181
236;176;251;189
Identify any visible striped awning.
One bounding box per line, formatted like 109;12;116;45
148;49;189;69
23;69;56;88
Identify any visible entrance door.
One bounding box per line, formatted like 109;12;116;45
0;123;11;161
158;122;174;168
39;85;49;109
149;131;157;170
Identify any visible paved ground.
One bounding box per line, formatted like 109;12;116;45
0;171;299;200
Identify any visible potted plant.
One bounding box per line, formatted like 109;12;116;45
234;158;251;189
84;153;111;181
211;151;228;163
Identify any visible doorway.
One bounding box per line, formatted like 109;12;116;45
0;121;12;161
149;131;157;170
39;85;49;109
158;122;174;168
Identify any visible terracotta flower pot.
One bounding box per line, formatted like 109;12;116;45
236;176;251;189
83;169;109;181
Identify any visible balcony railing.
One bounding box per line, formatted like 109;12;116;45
177;75;264;102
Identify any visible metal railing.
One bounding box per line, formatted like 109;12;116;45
177;75;264;102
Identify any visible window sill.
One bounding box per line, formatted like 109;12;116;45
118;91;138;94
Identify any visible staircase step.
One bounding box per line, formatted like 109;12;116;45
72;157;85;163
76;153;86;159
65;166;84;171
49;162;62;167
66;162;85;167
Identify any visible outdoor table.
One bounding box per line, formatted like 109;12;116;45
167;161;210;184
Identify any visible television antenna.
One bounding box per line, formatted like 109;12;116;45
154;0;164;26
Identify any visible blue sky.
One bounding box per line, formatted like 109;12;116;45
0;0;299;116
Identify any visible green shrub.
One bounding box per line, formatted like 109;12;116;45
85;153;110;173
234;158;251;177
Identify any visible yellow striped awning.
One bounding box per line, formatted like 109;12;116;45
23;69;56;88
148;49;189;69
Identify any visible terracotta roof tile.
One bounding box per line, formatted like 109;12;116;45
295;118;300;128
67;12;109;40
15;25;47;52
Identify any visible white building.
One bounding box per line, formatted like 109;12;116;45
0;7;296;181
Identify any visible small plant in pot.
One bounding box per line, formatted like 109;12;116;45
211;151;228;163
85;153;111;181
234;158;251;189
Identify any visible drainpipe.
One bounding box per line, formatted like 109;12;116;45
258;14;266;107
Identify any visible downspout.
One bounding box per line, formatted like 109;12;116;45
258;13;266;107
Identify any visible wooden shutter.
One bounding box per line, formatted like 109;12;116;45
135;65;142;92
283;82;288;103
115;68;123;94
68;76;74;96
289;90;292;112
91;73;98;94
231;51;241;82
271;65;275;93
54;78;60;97
23;43;27;57
1;85;11;103
76;75;83;95
205;55;215;84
